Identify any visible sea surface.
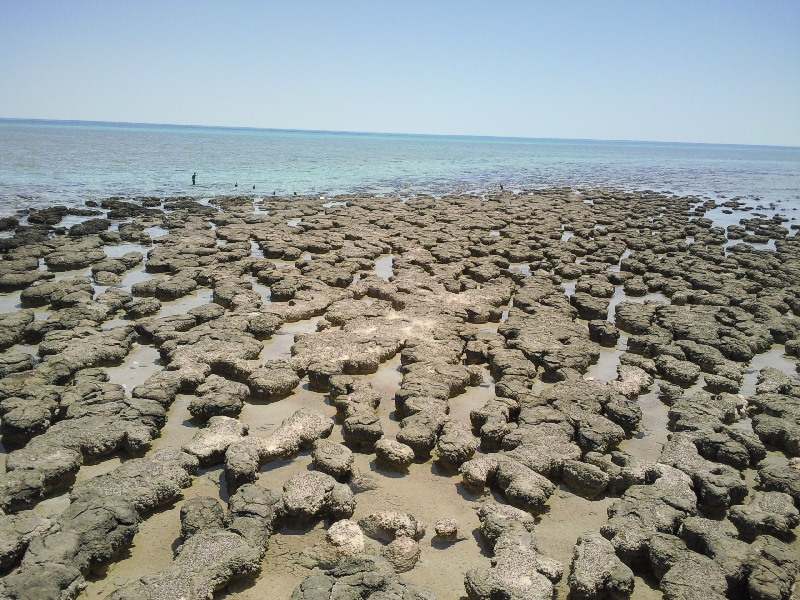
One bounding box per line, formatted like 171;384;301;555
1;118;799;217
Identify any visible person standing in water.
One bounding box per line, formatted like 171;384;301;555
192;172;196;185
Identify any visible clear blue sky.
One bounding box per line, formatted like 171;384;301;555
1;1;798;146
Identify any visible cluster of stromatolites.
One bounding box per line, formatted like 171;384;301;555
0;189;797;600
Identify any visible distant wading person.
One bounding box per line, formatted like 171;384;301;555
192;172;196;185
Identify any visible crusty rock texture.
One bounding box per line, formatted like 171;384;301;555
0;189;798;599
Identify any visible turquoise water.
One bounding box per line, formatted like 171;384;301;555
1;118;799;216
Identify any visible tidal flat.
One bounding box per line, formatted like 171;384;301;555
0;189;797;600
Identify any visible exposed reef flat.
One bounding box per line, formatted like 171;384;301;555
0;189;797;600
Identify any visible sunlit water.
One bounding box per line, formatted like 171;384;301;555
1;119;799;216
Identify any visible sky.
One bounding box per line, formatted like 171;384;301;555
0;1;798;146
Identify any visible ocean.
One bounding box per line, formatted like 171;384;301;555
1;118;799;217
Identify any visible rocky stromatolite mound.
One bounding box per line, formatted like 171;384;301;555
568;531;635;599
291;555;435;600
465;503;563;600
1;188;799;600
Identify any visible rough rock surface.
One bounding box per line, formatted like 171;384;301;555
107;484;283;600
290;555;435;600
568;531;634;600
224;409;333;491
1;190;799;600
465;503;564;600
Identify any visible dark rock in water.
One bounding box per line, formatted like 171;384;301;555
247;360;300;399
155;276;197;300
182;415;249;466
124;296;161;319
623;277;648;296
460;453;556;511
672;516;799;600
704;373;741;393
27;205;69;227
0;310;34;350
69;218;110;237
583;451;657;495
0;270;54;292
615;301;660;335
71;449;198;511
188;374;249;421
0;450;198;600
43;236;109;271
435;420;478;467
668;391;742;431
330;381;383;447
179;496;227;539
601;464;696;566
188;301;225;323
655;538;729;600
0;353;34;378
0;329;138;460
659;433;747;513
749;378;800;457
571;292;610;321
686;426;765;470
655;354;701;387
745;535;799;600
0;216;19;231
131;279;158;297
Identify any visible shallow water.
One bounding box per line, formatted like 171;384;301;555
584;340;626;384
374;254;394;281
158;288;213;317
739;345;799;397
2;119;800;216
105;343;162;393
259;317;320;363
619;383;671;463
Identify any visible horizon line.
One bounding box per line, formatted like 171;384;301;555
1;116;798;151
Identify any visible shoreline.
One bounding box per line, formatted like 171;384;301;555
0;188;797;600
